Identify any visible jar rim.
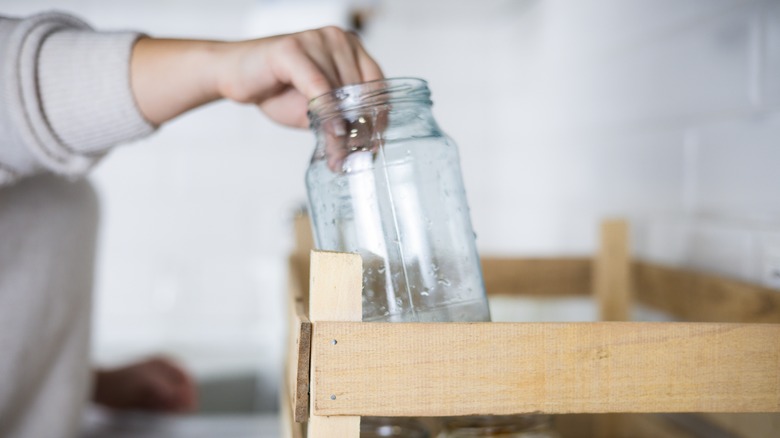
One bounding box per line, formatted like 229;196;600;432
308;77;431;122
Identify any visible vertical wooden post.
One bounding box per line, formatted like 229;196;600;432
593;220;631;438
593;219;632;321
293;211;315;257
307;250;362;438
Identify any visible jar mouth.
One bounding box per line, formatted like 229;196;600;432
308;77;432;123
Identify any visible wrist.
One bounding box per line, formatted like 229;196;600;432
131;38;226;125
212;38;275;103
194;40;228;103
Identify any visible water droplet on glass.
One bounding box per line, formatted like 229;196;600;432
377;266;386;274
420;288;430;297
437;278;452;287
395;298;403;306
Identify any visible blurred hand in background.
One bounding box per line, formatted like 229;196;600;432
93;357;197;413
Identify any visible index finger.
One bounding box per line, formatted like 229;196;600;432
275;41;336;99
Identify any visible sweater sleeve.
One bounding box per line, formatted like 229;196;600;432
0;12;155;186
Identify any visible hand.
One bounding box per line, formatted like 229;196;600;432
131;27;383;127
92;357;197;413
217;27;384;128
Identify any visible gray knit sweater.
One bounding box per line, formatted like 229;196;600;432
0;12;155;438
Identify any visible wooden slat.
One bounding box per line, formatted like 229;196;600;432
281;373;306;438
634;261;780;323
290;254;310;316
481;257;591;296
293;211;315;257
285;214;315;432
287;255;312;422
307;251;362;438
310;322;780;417
594;220;632;321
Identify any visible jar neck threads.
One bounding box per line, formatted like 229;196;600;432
308;78;432;126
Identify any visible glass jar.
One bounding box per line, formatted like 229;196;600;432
361;417;430;438
306;78;491;322
438;415;560;438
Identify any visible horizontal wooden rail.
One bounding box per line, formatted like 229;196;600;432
634;262;780;323
310;321;780;417
481;257;591;297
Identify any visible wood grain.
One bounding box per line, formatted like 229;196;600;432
310;321;780;416
293;212;315;257
281;371;306;438
307;250;362;438
634;261;780;323
287;255;312;423
481;257;591;296
594;220;632;321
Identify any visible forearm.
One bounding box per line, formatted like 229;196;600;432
130;38;226;125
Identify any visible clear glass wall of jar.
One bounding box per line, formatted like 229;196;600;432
306;78;491;322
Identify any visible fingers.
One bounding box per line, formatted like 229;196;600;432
240;26;384;129
349;32;384;82
281;27;384;100
273;38;335;100
258;87;310;128
149;357;198;412
324;27;363;86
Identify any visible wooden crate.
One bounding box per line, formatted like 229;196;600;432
283;217;780;438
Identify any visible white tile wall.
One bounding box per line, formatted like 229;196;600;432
764;0;780;105
558;2;759;129
367;0;780;284
694;113;780;219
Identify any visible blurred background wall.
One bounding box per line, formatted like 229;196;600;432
3;0;779;411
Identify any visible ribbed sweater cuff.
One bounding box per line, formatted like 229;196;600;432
39;29;155;156
4;12;155;178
